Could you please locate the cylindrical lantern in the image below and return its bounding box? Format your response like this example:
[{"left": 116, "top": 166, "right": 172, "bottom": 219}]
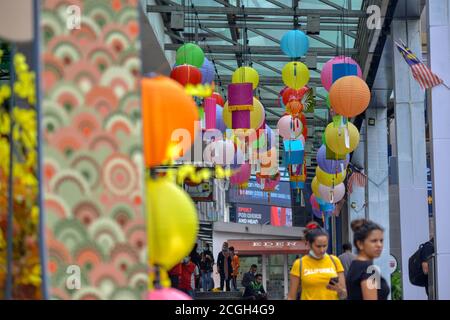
[
  {"left": 325, "top": 122, "right": 360, "bottom": 155},
  {"left": 226, "top": 83, "right": 253, "bottom": 129},
  {"left": 204, "top": 97, "right": 217, "bottom": 130},
  {"left": 176, "top": 43, "right": 205, "bottom": 68},
  {"left": 282, "top": 62, "right": 310, "bottom": 90},
  {"left": 170, "top": 65, "right": 202, "bottom": 87},
  {"left": 317, "top": 144, "right": 349, "bottom": 174},
  {"left": 200, "top": 57, "right": 215, "bottom": 84},
  {"left": 232, "top": 66, "right": 259, "bottom": 90},
  {"left": 329, "top": 76, "right": 371, "bottom": 118},
  {"left": 321, "top": 56, "right": 362, "bottom": 91},
  {"left": 280, "top": 30, "right": 309, "bottom": 58},
  {"left": 223, "top": 96, "right": 265, "bottom": 130}
]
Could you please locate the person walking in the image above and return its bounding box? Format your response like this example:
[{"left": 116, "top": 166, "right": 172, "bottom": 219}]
[
  {"left": 229, "top": 246, "right": 240, "bottom": 291},
  {"left": 217, "top": 242, "right": 232, "bottom": 291},
  {"left": 190, "top": 243, "right": 201, "bottom": 290},
  {"left": 287, "top": 221, "right": 347, "bottom": 300},
  {"left": 242, "top": 264, "right": 257, "bottom": 289},
  {"left": 339, "top": 243, "right": 356, "bottom": 277},
  {"left": 243, "top": 274, "right": 268, "bottom": 300},
  {"left": 346, "top": 219, "right": 390, "bottom": 300}
]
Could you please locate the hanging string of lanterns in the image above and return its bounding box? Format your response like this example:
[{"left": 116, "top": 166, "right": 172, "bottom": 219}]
[{"left": 311, "top": 55, "right": 370, "bottom": 225}]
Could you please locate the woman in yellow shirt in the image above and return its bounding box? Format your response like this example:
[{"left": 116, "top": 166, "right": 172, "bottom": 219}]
[{"left": 287, "top": 222, "right": 347, "bottom": 300}]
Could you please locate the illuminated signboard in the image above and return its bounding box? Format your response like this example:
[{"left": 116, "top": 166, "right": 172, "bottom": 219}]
[{"left": 231, "top": 204, "right": 292, "bottom": 227}]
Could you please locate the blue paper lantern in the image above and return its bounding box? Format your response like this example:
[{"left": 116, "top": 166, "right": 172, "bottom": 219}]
[
  {"left": 200, "top": 57, "right": 215, "bottom": 84},
  {"left": 280, "top": 30, "right": 309, "bottom": 58}
]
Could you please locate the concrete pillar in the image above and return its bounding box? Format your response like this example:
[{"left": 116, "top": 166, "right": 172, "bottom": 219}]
[
  {"left": 392, "top": 19, "right": 430, "bottom": 300},
  {"left": 365, "top": 108, "right": 391, "bottom": 292},
  {"left": 427, "top": 0, "right": 450, "bottom": 300}
]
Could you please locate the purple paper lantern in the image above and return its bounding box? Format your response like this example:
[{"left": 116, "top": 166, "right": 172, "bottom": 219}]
[
  {"left": 200, "top": 58, "right": 215, "bottom": 84},
  {"left": 317, "top": 144, "right": 349, "bottom": 174},
  {"left": 216, "top": 105, "right": 227, "bottom": 133}
]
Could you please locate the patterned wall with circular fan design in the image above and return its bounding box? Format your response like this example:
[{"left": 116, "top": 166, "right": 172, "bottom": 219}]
[{"left": 42, "top": 0, "right": 147, "bottom": 300}]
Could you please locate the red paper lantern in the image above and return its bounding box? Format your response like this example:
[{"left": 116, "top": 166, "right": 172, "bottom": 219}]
[
  {"left": 282, "top": 87, "right": 309, "bottom": 105},
  {"left": 211, "top": 92, "right": 224, "bottom": 107},
  {"left": 170, "top": 64, "right": 202, "bottom": 86}
]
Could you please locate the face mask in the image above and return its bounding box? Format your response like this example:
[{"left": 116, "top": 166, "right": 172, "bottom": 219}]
[{"left": 309, "top": 250, "right": 322, "bottom": 259}]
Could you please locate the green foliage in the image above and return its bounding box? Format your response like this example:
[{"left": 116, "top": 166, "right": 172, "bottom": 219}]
[{"left": 391, "top": 269, "right": 403, "bottom": 300}]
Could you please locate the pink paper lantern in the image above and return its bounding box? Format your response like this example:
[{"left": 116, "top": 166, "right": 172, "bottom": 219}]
[
  {"left": 277, "top": 115, "right": 303, "bottom": 140},
  {"left": 318, "top": 182, "right": 346, "bottom": 204},
  {"left": 321, "top": 56, "right": 362, "bottom": 91},
  {"left": 230, "top": 163, "right": 251, "bottom": 186},
  {"left": 147, "top": 288, "right": 192, "bottom": 300}
]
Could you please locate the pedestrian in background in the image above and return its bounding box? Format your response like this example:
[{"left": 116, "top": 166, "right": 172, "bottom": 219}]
[
  {"left": 242, "top": 264, "right": 257, "bottom": 289},
  {"left": 229, "top": 246, "right": 240, "bottom": 291},
  {"left": 346, "top": 219, "right": 390, "bottom": 300},
  {"left": 217, "top": 242, "right": 232, "bottom": 291},
  {"left": 339, "top": 243, "right": 356, "bottom": 277},
  {"left": 179, "top": 256, "right": 196, "bottom": 298}
]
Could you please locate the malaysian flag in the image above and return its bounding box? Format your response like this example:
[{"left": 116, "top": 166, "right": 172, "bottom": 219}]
[
  {"left": 395, "top": 39, "right": 448, "bottom": 90},
  {"left": 347, "top": 171, "right": 367, "bottom": 194}
]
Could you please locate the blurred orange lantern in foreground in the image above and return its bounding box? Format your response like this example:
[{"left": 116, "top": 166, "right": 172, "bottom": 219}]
[{"left": 141, "top": 76, "right": 199, "bottom": 168}]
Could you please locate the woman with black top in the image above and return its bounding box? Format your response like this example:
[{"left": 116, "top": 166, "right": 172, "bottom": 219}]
[{"left": 346, "top": 219, "right": 390, "bottom": 300}]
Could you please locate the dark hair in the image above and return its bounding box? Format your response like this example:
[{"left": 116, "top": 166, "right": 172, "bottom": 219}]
[
  {"left": 351, "top": 219, "right": 384, "bottom": 250},
  {"left": 251, "top": 264, "right": 257, "bottom": 269},
  {"left": 343, "top": 243, "right": 352, "bottom": 251},
  {"left": 304, "top": 221, "right": 329, "bottom": 245},
  {"left": 229, "top": 246, "right": 235, "bottom": 251},
  {"left": 255, "top": 273, "right": 263, "bottom": 279}
]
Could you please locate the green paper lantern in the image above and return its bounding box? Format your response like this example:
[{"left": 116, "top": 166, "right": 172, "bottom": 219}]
[{"left": 176, "top": 43, "right": 205, "bottom": 68}]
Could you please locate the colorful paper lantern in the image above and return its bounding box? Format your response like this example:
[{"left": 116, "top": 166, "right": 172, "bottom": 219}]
[
  {"left": 325, "top": 122, "right": 360, "bottom": 155},
  {"left": 170, "top": 64, "right": 202, "bottom": 86},
  {"left": 282, "top": 62, "right": 310, "bottom": 90},
  {"left": 215, "top": 104, "right": 227, "bottom": 133},
  {"left": 176, "top": 43, "right": 205, "bottom": 68},
  {"left": 282, "top": 87, "right": 309, "bottom": 105},
  {"left": 280, "top": 30, "right": 309, "bottom": 58},
  {"left": 316, "top": 166, "right": 346, "bottom": 187},
  {"left": 223, "top": 96, "right": 265, "bottom": 130},
  {"left": 148, "top": 288, "right": 192, "bottom": 300},
  {"left": 200, "top": 57, "right": 215, "bottom": 84},
  {"left": 232, "top": 66, "right": 259, "bottom": 90},
  {"left": 317, "top": 144, "right": 349, "bottom": 174},
  {"left": 146, "top": 178, "right": 199, "bottom": 270},
  {"left": 284, "top": 139, "right": 304, "bottom": 165},
  {"left": 318, "top": 182, "right": 346, "bottom": 204},
  {"left": 204, "top": 97, "right": 217, "bottom": 129},
  {"left": 321, "top": 56, "right": 362, "bottom": 91},
  {"left": 230, "top": 163, "right": 251, "bottom": 187},
  {"left": 141, "top": 76, "right": 199, "bottom": 168},
  {"left": 329, "top": 76, "right": 371, "bottom": 118},
  {"left": 212, "top": 92, "right": 224, "bottom": 107},
  {"left": 277, "top": 115, "right": 303, "bottom": 140},
  {"left": 311, "top": 176, "right": 320, "bottom": 197}
]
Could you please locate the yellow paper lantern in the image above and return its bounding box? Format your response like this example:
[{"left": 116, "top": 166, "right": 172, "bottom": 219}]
[
  {"left": 232, "top": 66, "right": 259, "bottom": 90},
  {"left": 325, "top": 122, "right": 360, "bottom": 154},
  {"left": 223, "top": 97, "right": 265, "bottom": 130},
  {"left": 311, "top": 176, "right": 320, "bottom": 197},
  {"left": 316, "top": 166, "right": 346, "bottom": 187},
  {"left": 282, "top": 62, "right": 310, "bottom": 89},
  {"left": 147, "top": 178, "right": 199, "bottom": 270}
]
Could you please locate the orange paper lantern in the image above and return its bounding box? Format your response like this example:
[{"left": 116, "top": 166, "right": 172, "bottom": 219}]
[
  {"left": 141, "top": 76, "right": 199, "bottom": 168},
  {"left": 329, "top": 76, "right": 371, "bottom": 118}
]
